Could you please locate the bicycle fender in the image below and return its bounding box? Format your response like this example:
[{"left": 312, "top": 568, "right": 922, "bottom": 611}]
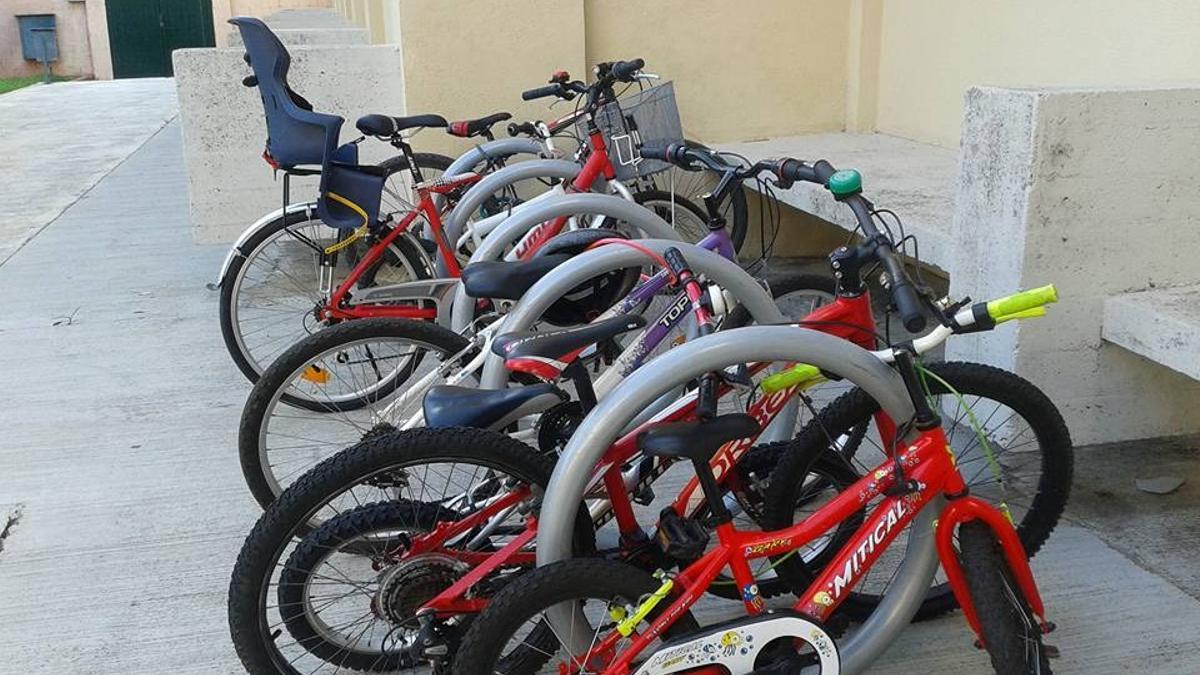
[{"left": 214, "top": 201, "right": 317, "bottom": 288}]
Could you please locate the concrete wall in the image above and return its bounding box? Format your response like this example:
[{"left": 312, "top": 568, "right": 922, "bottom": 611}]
[
  {"left": 582, "top": 0, "right": 850, "bottom": 143},
  {"left": 947, "top": 86, "right": 1200, "bottom": 444},
  {"left": 875, "top": 0, "right": 1200, "bottom": 148},
  {"left": 211, "top": 0, "right": 334, "bottom": 46},
  {"left": 174, "top": 43, "right": 405, "bottom": 243},
  {"left": 1, "top": 0, "right": 96, "bottom": 78}
]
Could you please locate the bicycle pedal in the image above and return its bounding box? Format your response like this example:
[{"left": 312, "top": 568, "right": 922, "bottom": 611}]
[
  {"left": 655, "top": 509, "right": 710, "bottom": 562},
  {"left": 632, "top": 484, "right": 656, "bottom": 506}
]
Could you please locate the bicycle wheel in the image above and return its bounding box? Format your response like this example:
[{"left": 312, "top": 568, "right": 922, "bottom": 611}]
[
  {"left": 219, "top": 152, "right": 451, "bottom": 386},
  {"left": 452, "top": 558, "right": 700, "bottom": 675},
  {"left": 632, "top": 189, "right": 710, "bottom": 246},
  {"left": 764, "top": 360, "right": 1073, "bottom": 621},
  {"left": 958, "top": 520, "right": 1054, "bottom": 674},
  {"left": 645, "top": 139, "right": 749, "bottom": 251},
  {"left": 228, "top": 427, "right": 595, "bottom": 675},
  {"left": 239, "top": 318, "right": 471, "bottom": 510}
]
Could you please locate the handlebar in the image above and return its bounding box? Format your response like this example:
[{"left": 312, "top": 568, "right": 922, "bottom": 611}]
[
  {"left": 646, "top": 142, "right": 928, "bottom": 332},
  {"left": 522, "top": 83, "right": 566, "bottom": 101},
  {"left": 609, "top": 58, "right": 645, "bottom": 81}
]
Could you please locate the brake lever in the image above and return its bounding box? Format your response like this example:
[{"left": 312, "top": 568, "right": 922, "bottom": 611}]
[{"left": 634, "top": 72, "right": 661, "bottom": 80}]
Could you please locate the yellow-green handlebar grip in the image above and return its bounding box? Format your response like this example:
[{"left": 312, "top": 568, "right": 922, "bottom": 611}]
[
  {"left": 761, "top": 363, "right": 823, "bottom": 395},
  {"left": 994, "top": 306, "right": 1047, "bottom": 324},
  {"left": 986, "top": 284, "right": 1057, "bottom": 320}
]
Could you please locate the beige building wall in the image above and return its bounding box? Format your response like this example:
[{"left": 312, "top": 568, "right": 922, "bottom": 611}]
[
  {"left": 212, "top": 0, "right": 334, "bottom": 46},
  {"left": 583, "top": 0, "right": 850, "bottom": 143},
  {"left": 1, "top": 0, "right": 96, "bottom": 78},
  {"left": 875, "top": 0, "right": 1200, "bottom": 148}
]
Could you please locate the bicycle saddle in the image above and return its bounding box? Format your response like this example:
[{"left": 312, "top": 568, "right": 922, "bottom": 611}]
[
  {"left": 492, "top": 314, "right": 647, "bottom": 380},
  {"left": 638, "top": 414, "right": 762, "bottom": 463},
  {"left": 423, "top": 383, "right": 566, "bottom": 430},
  {"left": 460, "top": 254, "right": 572, "bottom": 300},
  {"left": 355, "top": 113, "right": 449, "bottom": 137},
  {"left": 448, "top": 112, "right": 513, "bottom": 138}
]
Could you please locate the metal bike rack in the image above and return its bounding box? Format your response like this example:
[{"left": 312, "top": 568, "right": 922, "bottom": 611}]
[
  {"left": 441, "top": 158, "right": 584, "bottom": 267},
  {"left": 441, "top": 137, "right": 544, "bottom": 181},
  {"left": 448, "top": 193, "right": 684, "bottom": 332},
  {"left": 534, "top": 325, "right": 940, "bottom": 674}
]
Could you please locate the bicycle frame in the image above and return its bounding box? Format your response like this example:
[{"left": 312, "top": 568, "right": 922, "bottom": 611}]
[{"left": 587, "top": 423, "right": 1047, "bottom": 674}]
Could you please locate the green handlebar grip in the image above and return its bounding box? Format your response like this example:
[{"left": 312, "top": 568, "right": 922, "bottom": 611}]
[
  {"left": 761, "top": 363, "right": 823, "bottom": 394},
  {"left": 986, "top": 284, "right": 1058, "bottom": 320},
  {"left": 994, "top": 306, "right": 1047, "bottom": 324}
]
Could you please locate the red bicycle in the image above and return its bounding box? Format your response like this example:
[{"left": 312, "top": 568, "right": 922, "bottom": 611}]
[{"left": 220, "top": 41, "right": 686, "bottom": 400}]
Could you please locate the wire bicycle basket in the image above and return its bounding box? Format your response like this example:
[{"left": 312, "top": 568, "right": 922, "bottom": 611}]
[{"left": 583, "top": 81, "right": 684, "bottom": 182}]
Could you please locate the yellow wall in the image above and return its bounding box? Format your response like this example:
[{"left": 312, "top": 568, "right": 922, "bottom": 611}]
[
  {"left": 391, "top": 0, "right": 587, "bottom": 158},
  {"left": 875, "top": 0, "right": 1200, "bottom": 147},
  {"left": 583, "top": 0, "right": 850, "bottom": 143}
]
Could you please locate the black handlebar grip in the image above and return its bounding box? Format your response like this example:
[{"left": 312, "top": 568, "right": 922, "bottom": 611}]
[
  {"left": 522, "top": 84, "right": 560, "bottom": 101},
  {"left": 639, "top": 144, "right": 670, "bottom": 161},
  {"left": 242, "top": 75, "right": 258, "bottom": 88},
  {"left": 611, "top": 58, "right": 645, "bottom": 81},
  {"left": 662, "top": 247, "right": 689, "bottom": 276},
  {"left": 777, "top": 158, "right": 816, "bottom": 184},
  {"left": 810, "top": 160, "right": 837, "bottom": 185},
  {"left": 892, "top": 280, "right": 927, "bottom": 333}
]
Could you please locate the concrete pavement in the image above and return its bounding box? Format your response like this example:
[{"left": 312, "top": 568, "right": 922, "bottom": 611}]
[
  {"left": 1, "top": 84, "right": 1199, "bottom": 673},
  {"left": 0, "top": 79, "right": 177, "bottom": 264}
]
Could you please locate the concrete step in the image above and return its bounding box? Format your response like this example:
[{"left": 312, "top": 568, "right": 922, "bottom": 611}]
[
  {"left": 716, "top": 133, "right": 957, "bottom": 272},
  {"left": 1103, "top": 283, "right": 1200, "bottom": 380}
]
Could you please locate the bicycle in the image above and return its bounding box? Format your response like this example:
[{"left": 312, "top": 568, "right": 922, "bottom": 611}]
[{"left": 221, "top": 16, "right": 708, "bottom": 387}]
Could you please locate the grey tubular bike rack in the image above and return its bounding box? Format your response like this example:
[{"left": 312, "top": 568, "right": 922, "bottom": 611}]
[
  {"left": 477, "top": 241, "right": 800, "bottom": 445},
  {"left": 442, "top": 158, "right": 584, "bottom": 258},
  {"left": 535, "top": 325, "right": 940, "bottom": 674},
  {"left": 448, "top": 194, "right": 684, "bottom": 332},
  {"left": 437, "top": 137, "right": 544, "bottom": 209}
]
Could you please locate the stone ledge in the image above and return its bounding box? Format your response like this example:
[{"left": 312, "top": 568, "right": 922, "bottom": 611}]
[
  {"left": 716, "top": 133, "right": 957, "bottom": 272},
  {"left": 1103, "top": 284, "right": 1200, "bottom": 381}
]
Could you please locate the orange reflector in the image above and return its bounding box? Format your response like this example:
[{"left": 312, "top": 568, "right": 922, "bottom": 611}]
[{"left": 301, "top": 365, "right": 330, "bottom": 384}]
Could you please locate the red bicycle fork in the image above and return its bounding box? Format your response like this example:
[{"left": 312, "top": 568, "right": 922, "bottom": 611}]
[{"left": 935, "top": 496, "right": 1052, "bottom": 644}]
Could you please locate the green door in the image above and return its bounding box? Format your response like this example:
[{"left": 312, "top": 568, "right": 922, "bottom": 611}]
[{"left": 106, "top": 0, "right": 215, "bottom": 78}]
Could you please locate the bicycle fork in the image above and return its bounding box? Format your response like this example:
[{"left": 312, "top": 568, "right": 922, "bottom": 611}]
[{"left": 934, "top": 496, "right": 1055, "bottom": 645}]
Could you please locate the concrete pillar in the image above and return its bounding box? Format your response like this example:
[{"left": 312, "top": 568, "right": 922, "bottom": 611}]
[{"left": 947, "top": 86, "right": 1200, "bottom": 444}]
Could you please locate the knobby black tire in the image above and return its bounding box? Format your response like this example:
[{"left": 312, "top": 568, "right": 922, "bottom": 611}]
[
  {"left": 958, "top": 520, "right": 1054, "bottom": 674},
  {"left": 764, "top": 361, "right": 1072, "bottom": 622},
  {"left": 228, "top": 427, "right": 595, "bottom": 675},
  {"left": 277, "top": 499, "right": 454, "bottom": 671},
  {"left": 219, "top": 152, "right": 452, "bottom": 390},
  {"left": 453, "top": 559, "right": 701, "bottom": 675},
  {"left": 239, "top": 318, "right": 471, "bottom": 510}
]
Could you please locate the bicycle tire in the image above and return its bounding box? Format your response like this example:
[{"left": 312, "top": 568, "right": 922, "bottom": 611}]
[
  {"left": 764, "top": 361, "right": 1072, "bottom": 621},
  {"left": 219, "top": 152, "right": 452, "bottom": 388},
  {"left": 228, "top": 427, "right": 595, "bottom": 675},
  {"left": 453, "top": 558, "right": 700, "bottom": 675},
  {"left": 239, "top": 318, "right": 470, "bottom": 510},
  {"left": 958, "top": 520, "right": 1054, "bottom": 674}
]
